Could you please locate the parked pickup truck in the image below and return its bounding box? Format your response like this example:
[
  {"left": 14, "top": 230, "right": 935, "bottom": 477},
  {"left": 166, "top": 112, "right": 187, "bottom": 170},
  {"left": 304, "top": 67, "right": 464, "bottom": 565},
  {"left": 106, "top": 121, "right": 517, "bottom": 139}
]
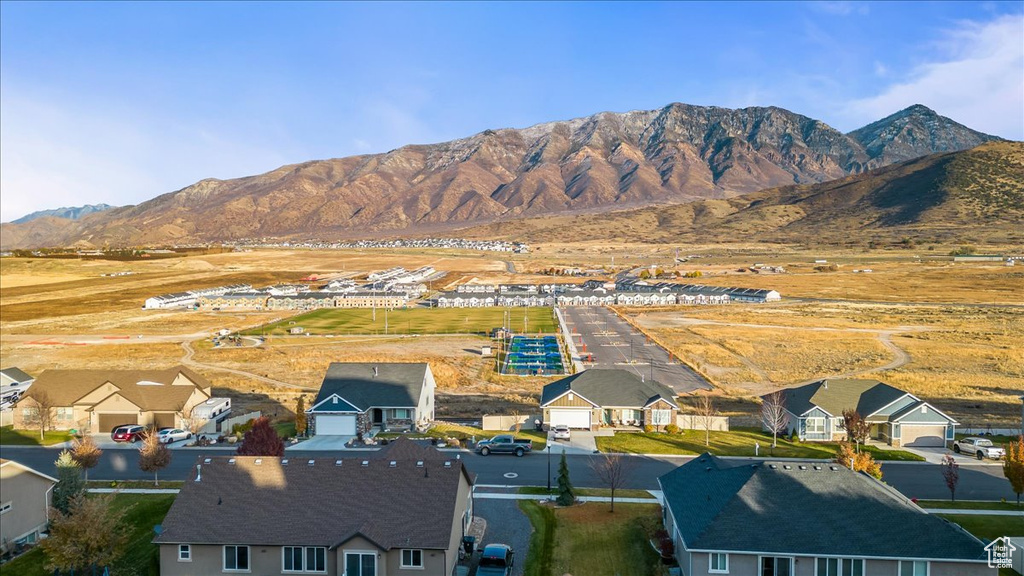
[{"left": 475, "top": 435, "right": 533, "bottom": 457}]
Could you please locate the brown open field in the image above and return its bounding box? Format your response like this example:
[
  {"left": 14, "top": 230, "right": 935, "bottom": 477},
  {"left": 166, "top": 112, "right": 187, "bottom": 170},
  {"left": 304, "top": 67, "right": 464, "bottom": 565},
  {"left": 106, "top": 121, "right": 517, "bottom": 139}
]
[{"left": 627, "top": 302, "right": 1024, "bottom": 426}]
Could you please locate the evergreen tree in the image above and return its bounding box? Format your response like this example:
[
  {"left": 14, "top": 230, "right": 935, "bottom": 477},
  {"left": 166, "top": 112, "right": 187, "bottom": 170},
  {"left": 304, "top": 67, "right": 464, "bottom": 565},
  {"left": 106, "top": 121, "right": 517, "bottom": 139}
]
[
  {"left": 556, "top": 451, "right": 575, "bottom": 506},
  {"left": 53, "top": 450, "right": 86, "bottom": 514},
  {"left": 295, "top": 396, "right": 307, "bottom": 438}
]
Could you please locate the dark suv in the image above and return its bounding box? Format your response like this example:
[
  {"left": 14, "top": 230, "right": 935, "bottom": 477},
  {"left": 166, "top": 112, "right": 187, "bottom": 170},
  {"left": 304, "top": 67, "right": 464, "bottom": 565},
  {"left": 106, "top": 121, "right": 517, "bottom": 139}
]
[
  {"left": 476, "top": 544, "right": 514, "bottom": 576},
  {"left": 111, "top": 425, "right": 147, "bottom": 443}
]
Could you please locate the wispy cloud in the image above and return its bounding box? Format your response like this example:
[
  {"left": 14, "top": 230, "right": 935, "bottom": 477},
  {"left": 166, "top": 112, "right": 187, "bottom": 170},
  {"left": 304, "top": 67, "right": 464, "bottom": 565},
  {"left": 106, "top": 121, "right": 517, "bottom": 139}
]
[
  {"left": 845, "top": 14, "right": 1024, "bottom": 139},
  {"left": 808, "top": 1, "right": 870, "bottom": 17}
]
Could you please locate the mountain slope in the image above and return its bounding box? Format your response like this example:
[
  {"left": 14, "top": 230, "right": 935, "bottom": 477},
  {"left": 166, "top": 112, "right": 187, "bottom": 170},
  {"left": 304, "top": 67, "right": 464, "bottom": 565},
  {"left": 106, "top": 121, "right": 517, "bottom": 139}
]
[
  {"left": 461, "top": 141, "right": 1024, "bottom": 244},
  {"left": 11, "top": 203, "right": 115, "bottom": 224},
  {"left": 0, "top": 103, "right": 1002, "bottom": 248}
]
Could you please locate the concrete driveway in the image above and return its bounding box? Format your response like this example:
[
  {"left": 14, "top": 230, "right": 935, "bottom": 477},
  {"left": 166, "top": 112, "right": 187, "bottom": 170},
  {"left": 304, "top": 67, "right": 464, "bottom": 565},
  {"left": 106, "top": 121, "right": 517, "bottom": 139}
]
[
  {"left": 901, "top": 445, "right": 1002, "bottom": 466},
  {"left": 287, "top": 435, "right": 356, "bottom": 451},
  {"left": 545, "top": 430, "right": 598, "bottom": 455}
]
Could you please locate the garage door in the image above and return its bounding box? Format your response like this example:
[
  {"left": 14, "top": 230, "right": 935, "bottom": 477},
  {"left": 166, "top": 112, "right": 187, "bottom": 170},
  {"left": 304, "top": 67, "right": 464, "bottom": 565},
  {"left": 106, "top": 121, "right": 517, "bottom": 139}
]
[
  {"left": 549, "top": 409, "right": 591, "bottom": 429},
  {"left": 903, "top": 425, "right": 946, "bottom": 447},
  {"left": 316, "top": 414, "right": 357, "bottom": 436},
  {"left": 154, "top": 413, "right": 176, "bottom": 429},
  {"left": 99, "top": 413, "right": 137, "bottom": 433}
]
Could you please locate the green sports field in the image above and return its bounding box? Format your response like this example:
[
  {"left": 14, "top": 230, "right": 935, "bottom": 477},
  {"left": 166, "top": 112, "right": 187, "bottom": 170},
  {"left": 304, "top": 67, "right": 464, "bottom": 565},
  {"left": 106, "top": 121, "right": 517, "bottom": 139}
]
[{"left": 250, "top": 306, "right": 559, "bottom": 336}]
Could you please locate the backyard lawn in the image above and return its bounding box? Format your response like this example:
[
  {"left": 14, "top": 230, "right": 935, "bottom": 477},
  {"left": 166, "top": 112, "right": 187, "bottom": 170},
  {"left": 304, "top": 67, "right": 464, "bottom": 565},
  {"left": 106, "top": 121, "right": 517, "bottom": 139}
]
[
  {"left": 917, "top": 500, "right": 1023, "bottom": 511},
  {"left": 249, "top": 306, "right": 558, "bottom": 336},
  {"left": 595, "top": 428, "right": 923, "bottom": 460},
  {"left": 0, "top": 425, "right": 73, "bottom": 446},
  {"left": 936, "top": 514, "right": 1024, "bottom": 541},
  {"left": 519, "top": 501, "right": 665, "bottom": 576},
  {"left": 1, "top": 493, "right": 175, "bottom": 576}
]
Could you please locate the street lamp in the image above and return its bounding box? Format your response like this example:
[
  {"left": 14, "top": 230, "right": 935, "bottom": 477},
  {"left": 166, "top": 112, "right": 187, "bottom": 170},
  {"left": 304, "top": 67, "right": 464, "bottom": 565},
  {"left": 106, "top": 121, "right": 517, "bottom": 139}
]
[{"left": 546, "top": 443, "right": 552, "bottom": 492}]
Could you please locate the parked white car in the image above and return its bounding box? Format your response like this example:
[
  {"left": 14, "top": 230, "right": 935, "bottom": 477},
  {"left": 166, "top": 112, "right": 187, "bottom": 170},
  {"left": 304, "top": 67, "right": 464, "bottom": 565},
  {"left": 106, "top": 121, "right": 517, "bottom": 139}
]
[
  {"left": 551, "top": 425, "right": 571, "bottom": 441},
  {"left": 157, "top": 428, "right": 192, "bottom": 444},
  {"left": 953, "top": 437, "right": 1005, "bottom": 460}
]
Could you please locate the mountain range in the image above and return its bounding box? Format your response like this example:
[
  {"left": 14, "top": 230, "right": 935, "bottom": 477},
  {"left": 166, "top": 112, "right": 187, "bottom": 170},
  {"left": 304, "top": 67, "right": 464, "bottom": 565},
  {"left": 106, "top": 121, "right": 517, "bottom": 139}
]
[
  {"left": 0, "top": 103, "right": 1005, "bottom": 248},
  {"left": 11, "top": 204, "right": 115, "bottom": 224}
]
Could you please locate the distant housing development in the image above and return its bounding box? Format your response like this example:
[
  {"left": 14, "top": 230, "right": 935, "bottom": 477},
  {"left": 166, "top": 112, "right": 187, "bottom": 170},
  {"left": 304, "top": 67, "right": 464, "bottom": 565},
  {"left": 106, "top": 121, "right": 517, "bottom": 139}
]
[{"left": 435, "top": 280, "right": 778, "bottom": 307}]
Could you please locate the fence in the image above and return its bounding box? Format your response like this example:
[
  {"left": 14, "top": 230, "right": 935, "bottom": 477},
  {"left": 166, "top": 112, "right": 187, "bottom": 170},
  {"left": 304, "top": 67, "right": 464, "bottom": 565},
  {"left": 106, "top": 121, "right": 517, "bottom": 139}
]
[
  {"left": 218, "top": 411, "right": 261, "bottom": 433},
  {"left": 482, "top": 414, "right": 540, "bottom": 431},
  {"left": 676, "top": 414, "right": 730, "bottom": 432},
  {"left": 0, "top": 410, "right": 12, "bottom": 427}
]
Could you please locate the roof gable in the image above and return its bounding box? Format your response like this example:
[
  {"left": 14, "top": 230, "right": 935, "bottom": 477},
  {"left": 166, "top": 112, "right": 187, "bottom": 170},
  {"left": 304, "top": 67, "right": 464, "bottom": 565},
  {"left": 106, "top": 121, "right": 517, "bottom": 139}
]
[
  {"left": 313, "top": 363, "right": 429, "bottom": 411},
  {"left": 776, "top": 379, "right": 908, "bottom": 418},
  {"left": 541, "top": 369, "right": 678, "bottom": 408},
  {"left": 309, "top": 394, "right": 361, "bottom": 413},
  {"left": 0, "top": 458, "right": 59, "bottom": 483}
]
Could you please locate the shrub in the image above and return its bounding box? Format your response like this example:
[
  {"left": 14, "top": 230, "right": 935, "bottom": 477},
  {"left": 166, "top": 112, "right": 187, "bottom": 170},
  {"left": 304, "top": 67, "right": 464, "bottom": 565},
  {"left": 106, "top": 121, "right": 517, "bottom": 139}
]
[
  {"left": 643, "top": 425, "right": 655, "bottom": 434},
  {"left": 231, "top": 419, "right": 256, "bottom": 436},
  {"left": 448, "top": 438, "right": 461, "bottom": 448},
  {"left": 665, "top": 424, "right": 680, "bottom": 435},
  {"left": 789, "top": 430, "right": 799, "bottom": 443}
]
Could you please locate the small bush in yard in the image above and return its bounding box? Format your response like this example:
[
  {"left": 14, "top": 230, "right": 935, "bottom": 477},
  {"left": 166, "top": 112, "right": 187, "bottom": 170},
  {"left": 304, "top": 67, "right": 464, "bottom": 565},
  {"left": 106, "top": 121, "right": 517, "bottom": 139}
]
[
  {"left": 448, "top": 438, "right": 461, "bottom": 448},
  {"left": 643, "top": 424, "right": 654, "bottom": 434},
  {"left": 665, "top": 424, "right": 680, "bottom": 434}
]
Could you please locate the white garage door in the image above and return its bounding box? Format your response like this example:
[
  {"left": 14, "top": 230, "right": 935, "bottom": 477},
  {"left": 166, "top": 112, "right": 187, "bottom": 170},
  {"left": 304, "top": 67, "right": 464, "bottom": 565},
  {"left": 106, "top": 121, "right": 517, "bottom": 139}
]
[
  {"left": 316, "top": 414, "right": 356, "bottom": 436},
  {"left": 903, "top": 425, "right": 946, "bottom": 447},
  {"left": 549, "top": 409, "right": 591, "bottom": 429}
]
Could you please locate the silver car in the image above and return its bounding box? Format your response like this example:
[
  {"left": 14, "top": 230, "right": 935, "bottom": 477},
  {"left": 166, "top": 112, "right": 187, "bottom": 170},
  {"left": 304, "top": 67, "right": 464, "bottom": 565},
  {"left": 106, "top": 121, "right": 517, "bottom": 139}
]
[
  {"left": 157, "top": 428, "right": 192, "bottom": 444},
  {"left": 552, "top": 425, "right": 571, "bottom": 441},
  {"left": 953, "top": 437, "right": 1005, "bottom": 460}
]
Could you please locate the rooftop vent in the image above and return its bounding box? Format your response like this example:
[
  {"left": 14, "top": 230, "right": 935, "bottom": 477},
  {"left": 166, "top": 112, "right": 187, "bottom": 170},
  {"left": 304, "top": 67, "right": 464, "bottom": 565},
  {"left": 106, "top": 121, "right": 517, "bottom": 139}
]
[
  {"left": 204, "top": 458, "right": 212, "bottom": 464},
  {"left": 254, "top": 459, "right": 262, "bottom": 466},
  {"left": 798, "top": 465, "right": 807, "bottom": 470},
  {"left": 416, "top": 461, "right": 424, "bottom": 467},
  {"left": 136, "top": 380, "right": 164, "bottom": 386},
  {"left": 373, "top": 366, "right": 378, "bottom": 378},
  {"left": 783, "top": 465, "right": 792, "bottom": 470},
  {"left": 361, "top": 460, "right": 369, "bottom": 467},
  {"left": 813, "top": 465, "right": 822, "bottom": 470},
  {"left": 444, "top": 461, "right": 452, "bottom": 468},
  {"left": 282, "top": 459, "right": 289, "bottom": 466},
  {"left": 335, "top": 460, "right": 343, "bottom": 466},
  {"left": 195, "top": 464, "right": 202, "bottom": 482},
  {"left": 830, "top": 466, "right": 839, "bottom": 471},
  {"left": 307, "top": 460, "right": 315, "bottom": 466},
  {"left": 228, "top": 458, "right": 236, "bottom": 465},
  {"left": 769, "top": 464, "right": 777, "bottom": 469},
  {"left": 389, "top": 461, "right": 397, "bottom": 468}
]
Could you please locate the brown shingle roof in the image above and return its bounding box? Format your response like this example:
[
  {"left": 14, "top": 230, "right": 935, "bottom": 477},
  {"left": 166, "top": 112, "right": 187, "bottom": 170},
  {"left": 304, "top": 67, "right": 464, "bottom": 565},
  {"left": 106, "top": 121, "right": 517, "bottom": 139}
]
[
  {"left": 20, "top": 366, "right": 210, "bottom": 410},
  {"left": 154, "top": 444, "right": 472, "bottom": 549}
]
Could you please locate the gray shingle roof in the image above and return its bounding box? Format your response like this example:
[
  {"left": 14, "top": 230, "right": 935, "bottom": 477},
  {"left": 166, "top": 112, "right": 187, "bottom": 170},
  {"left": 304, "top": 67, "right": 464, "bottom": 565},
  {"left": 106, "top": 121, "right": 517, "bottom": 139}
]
[
  {"left": 0, "top": 367, "right": 33, "bottom": 383},
  {"left": 154, "top": 440, "right": 470, "bottom": 549},
  {"left": 659, "top": 454, "right": 988, "bottom": 562},
  {"left": 775, "top": 379, "right": 907, "bottom": 417},
  {"left": 312, "top": 363, "right": 428, "bottom": 411},
  {"left": 540, "top": 369, "right": 677, "bottom": 408}
]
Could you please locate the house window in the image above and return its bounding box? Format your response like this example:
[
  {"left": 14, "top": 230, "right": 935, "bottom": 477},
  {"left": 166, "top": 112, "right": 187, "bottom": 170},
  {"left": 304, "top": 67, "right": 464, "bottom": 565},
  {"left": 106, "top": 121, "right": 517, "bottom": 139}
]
[
  {"left": 345, "top": 552, "right": 376, "bottom": 576},
  {"left": 401, "top": 549, "right": 424, "bottom": 568},
  {"left": 816, "top": 558, "right": 863, "bottom": 576},
  {"left": 393, "top": 409, "right": 410, "bottom": 419},
  {"left": 761, "top": 556, "right": 793, "bottom": 576},
  {"left": 0, "top": 501, "right": 11, "bottom": 515},
  {"left": 709, "top": 552, "right": 729, "bottom": 573},
  {"left": 283, "top": 546, "right": 326, "bottom": 573},
  {"left": 223, "top": 545, "right": 250, "bottom": 572},
  {"left": 805, "top": 418, "right": 825, "bottom": 434},
  {"left": 178, "top": 545, "right": 191, "bottom": 562},
  {"left": 651, "top": 409, "right": 672, "bottom": 426},
  {"left": 899, "top": 561, "right": 928, "bottom": 576},
  {"left": 21, "top": 407, "right": 38, "bottom": 419},
  {"left": 56, "top": 407, "right": 74, "bottom": 421}
]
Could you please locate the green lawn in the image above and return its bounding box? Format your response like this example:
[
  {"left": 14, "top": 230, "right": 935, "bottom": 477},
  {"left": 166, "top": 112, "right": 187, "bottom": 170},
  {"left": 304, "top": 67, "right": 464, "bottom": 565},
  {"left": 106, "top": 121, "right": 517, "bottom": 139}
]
[
  {"left": 519, "top": 501, "right": 665, "bottom": 576},
  {"left": 248, "top": 306, "right": 559, "bottom": 336},
  {"left": 273, "top": 419, "right": 297, "bottom": 439},
  {"left": 0, "top": 425, "right": 73, "bottom": 446},
  {"left": 519, "top": 486, "right": 656, "bottom": 499},
  {"left": 595, "top": 428, "right": 923, "bottom": 460},
  {"left": 917, "top": 500, "right": 1024, "bottom": 511},
  {"left": 1, "top": 493, "right": 175, "bottom": 576},
  {"left": 936, "top": 514, "right": 1024, "bottom": 541},
  {"left": 376, "top": 422, "right": 548, "bottom": 451},
  {"left": 956, "top": 433, "right": 1020, "bottom": 445}
]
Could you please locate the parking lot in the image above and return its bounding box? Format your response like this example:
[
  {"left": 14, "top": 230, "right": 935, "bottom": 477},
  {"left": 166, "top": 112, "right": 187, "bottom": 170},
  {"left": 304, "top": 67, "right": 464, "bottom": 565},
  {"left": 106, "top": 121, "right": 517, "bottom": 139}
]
[{"left": 561, "top": 306, "right": 710, "bottom": 394}]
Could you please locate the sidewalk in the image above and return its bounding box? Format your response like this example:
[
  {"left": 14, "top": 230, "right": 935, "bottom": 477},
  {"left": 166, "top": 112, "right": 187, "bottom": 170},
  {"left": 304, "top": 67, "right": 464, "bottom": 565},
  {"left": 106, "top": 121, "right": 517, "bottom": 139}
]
[{"left": 922, "top": 508, "right": 1024, "bottom": 516}]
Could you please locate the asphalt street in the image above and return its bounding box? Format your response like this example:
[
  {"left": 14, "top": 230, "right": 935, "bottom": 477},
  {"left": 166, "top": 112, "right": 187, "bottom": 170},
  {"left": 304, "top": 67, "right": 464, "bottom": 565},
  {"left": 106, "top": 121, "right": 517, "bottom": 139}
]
[
  {"left": 1, "top": 445, "right": 1015, "bottom": 501},
  {"left": 561, "top": 306, "right": 710, "bottom": 394}
]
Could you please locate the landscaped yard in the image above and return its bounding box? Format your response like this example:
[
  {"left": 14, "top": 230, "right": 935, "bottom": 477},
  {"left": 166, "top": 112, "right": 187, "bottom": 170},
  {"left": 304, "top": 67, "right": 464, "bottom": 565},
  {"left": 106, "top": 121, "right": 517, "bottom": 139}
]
[
  {"left": 248, "top": 306, "right": 559, "bottom": 336},
  {"left": 595, "top": 428, "right": 923, "bottom": 460},
  {"left": 0, "top": 425, "right": 73, "bottom": 446},
  {"left": 935, "top": 514, "right": 1024, "bottom": 541},
  {"left": 519, "top": 486, "right": 656, "bottom": 499},
  {"left": 1, "top": 493, "right": 175, "bottom": 576},
  {"left": 519, "top": 501, "right": 666, "bottom": 576},
  {"left": 917, "top": 500, "right": 1023, "bottom": 511}
]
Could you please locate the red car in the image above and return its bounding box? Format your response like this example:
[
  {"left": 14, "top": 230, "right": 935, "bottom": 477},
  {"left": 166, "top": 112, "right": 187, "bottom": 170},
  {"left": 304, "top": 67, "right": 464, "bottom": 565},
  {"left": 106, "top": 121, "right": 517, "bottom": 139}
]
[{"left": 111, "top": 424, "right": 148, "bottom": 443}]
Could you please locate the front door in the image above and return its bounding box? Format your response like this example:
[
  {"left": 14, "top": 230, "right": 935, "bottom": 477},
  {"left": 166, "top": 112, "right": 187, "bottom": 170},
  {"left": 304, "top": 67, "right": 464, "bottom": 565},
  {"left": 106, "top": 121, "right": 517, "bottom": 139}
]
[
  {"left": 372, "top": 408, "right": 383, "bottom": 426},
  {"left": 345, "top": 552, "right": 376, "bottom": 576}
]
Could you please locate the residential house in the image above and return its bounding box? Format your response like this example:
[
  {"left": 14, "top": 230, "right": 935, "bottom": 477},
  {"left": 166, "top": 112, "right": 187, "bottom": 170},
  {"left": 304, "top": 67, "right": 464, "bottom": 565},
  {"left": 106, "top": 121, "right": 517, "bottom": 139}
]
[
  {"left": 556, "top": 288, "right": 617, "bottom": 307},
  {"left": 266, "top": 293, "right": 337, "bottom": 310},
  {"left": 659, "top": 453, "right": 995, "bottom": 576},
  {"left": 0, "top": 459, "right": 57, "bottom": 554},
  {"left": 335, "top": 292, "right": 408, "bottom": 309},
  {"left": 155, "top": 439, "right": 474, "bottom": 576},
  {"left": 12, "top": 366, "right": 216, "bottom": 434},
  {"left": 540, "top": 369, "right": 678, "bottom": 430},
  {"left": 766, "top": 379, "right": 958, "bottom": 447},
  {"left": 308, "top": 363, "right": 435, "bottom": 436},
  {"left": 436, "top": 292, "right": 496, "bottom": 308}
]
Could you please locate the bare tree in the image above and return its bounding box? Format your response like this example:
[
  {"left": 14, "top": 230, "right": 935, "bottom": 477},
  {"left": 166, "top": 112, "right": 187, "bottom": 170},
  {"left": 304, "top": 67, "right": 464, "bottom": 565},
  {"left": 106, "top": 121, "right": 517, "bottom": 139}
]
[
  {"left": 179, "top": 402, "right": 209, "bottom": 439},
  {"left": 693, "top": 392, "right": 718, "bottom": 447},
  {"left": 941, "top": 454, "right": 959, "bottom": 502},
  {"left": 589, "top": 453, "right": 632, "bottom": 512},
  {"left": 511, "top": 410, "right": 523, "bottom": 435},
  {"left": 23, "top": 390, "right": 57, "bottom": 441},
  {"left": 138, "top": 430, "right": 172, "bottom": 486},
  {"left": 70, "top": 434, "right": 103, "bottom": 481},
  {"left": 842, "top": 409, "right": 871, "bottom": 453},
  {"left": 41, "top": 493, "right": 131, "bottom": 573},
  {"left": 760, "top": 391, "right": 789, "bottom": 448}
]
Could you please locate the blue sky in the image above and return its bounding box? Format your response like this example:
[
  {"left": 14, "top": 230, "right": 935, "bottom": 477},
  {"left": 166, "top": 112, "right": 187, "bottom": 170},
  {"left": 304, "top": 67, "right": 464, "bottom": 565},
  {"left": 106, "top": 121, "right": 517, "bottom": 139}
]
[{"left": 2, "top": 1, "right": 1022, "bottom": 221}]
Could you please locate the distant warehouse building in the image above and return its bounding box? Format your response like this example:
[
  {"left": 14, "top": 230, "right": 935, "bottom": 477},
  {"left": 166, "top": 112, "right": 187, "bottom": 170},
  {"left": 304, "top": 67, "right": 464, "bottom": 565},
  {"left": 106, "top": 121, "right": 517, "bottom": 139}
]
[{"left": 199, "top": 292, "right": 269, "bottom": 309}]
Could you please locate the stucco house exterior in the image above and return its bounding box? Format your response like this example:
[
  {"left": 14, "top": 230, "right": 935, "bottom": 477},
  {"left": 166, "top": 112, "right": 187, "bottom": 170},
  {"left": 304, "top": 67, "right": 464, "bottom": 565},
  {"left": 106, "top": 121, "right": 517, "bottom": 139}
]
[
  {"left": 0, "top": 458, "right": 57, "bottom": 554},
  {"left": 540, "top": 369, "right": 678, "bottom": 431},
  {"left": 659, "top": 454, "right": 995, "bottom": 576},
  {"left": 154, "top": 439, "right": 474, "bottom": 576},
  {"left": 12, "top": 366, "right": 215, "bottom": 434},
  {"left": 766, "top": 379, "right": 958, "bottom": 447},
  {"left": 307, "top": 363, "right": 435, "bottom": 437}
]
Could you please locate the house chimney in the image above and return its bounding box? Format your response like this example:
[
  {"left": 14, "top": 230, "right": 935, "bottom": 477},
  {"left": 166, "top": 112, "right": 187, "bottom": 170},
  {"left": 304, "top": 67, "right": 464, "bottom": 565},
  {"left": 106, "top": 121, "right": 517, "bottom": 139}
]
[
  {"left": 195, "top": 465, "right": 201, "bottom": 482},
  {"left": 823, "top": 380, "right": 828, "bottom": 389}
]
